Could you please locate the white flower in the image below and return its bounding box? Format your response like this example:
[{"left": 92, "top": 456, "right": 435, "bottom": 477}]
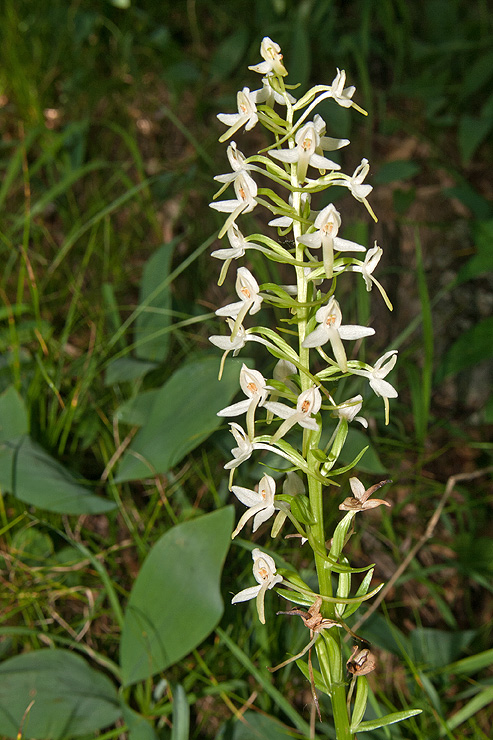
[
  {"left": 268, "top": 192, "right": 312, "bottom": 230},
  {"left": 217, "top": 87, "right": 259, "bottom": 142},
  {"left": 265, "top": 386, "right": 322, "bottom": 442},
  {"left": 332, "top": 158, "right": 375, "bottom": 218},
  {"left": 224, "top": 423, "right": 257, "bottom": 470},
  {"left": 297, "top": 203, "right": 366, "bottom": 278},
  {"left": 333, "top": 394, "right": 368, "bottom": 428},
  {"left": 213, "top": 142, "right": 254, "bottom": 186},
  {"left": 217, "top": 364, "right": 271, "bottom": 439},
  {"left": 215, "top": 267, "right": 263, "bottom": 332},
  {"left": 273, "top": 359, "right": 298, "bottom": 393},
  {"left": 248, "top": 37, "right": 288, "bottom": 77},
  {"left": 210, "top": 319, "right": 271, "bottom": 379},
  {"left": 252, "top": 77, "right": 295, "bottom": 107},
  {"left": 327, "top": 68, "right": 366, "bottom": 114},
  {"left": 350, "top": 350, "right": 398, "bottom": 424},
  {"left": 209, "top": 172, "right": 257, "bottom": 238},
  {"left": 231, "top": 548, "right": 283, "bottom": 624},
  {"left": 211, "top": 223, "right": 262, "bottom": 262},
  {"left": 231, "top": 474, "right": 277, "bottom": 538},
  {"left": 350, "top": 243, "right": 393, "bottom": 310},
  {"left": 302, "top": 297, "right": 375, "bottom": 371},
  {"left": 270, "top": 115, "right": 343, "bottom": 183}
]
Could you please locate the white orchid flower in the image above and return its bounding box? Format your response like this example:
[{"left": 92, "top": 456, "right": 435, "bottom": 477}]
[
  {"left": 248, "top": 37, "right": 288, "bottom": 77},
  {"left": 213, "top": 142, "right": 255, "bottom": 187},
  {"left": 327, "top": 68, "right": 367, "bottom": 115},
  {"left": 210, "top": 319, "right": 272, "bottom": 380},
  {"left": 270, "top": 115, "right": 343, "bottom": 183},
  {"left": 302, "top": 297, "right": 375, "bottom": 371},
  {"left": 333, "top": 394, "right": 368, "bottom": 428},
  {"left": 350, "top": 243, "right": 393, "bottom": 310},
  {"left": 209, "top": 172, "right": 257, "bottom": 238},
  {"left": 217, "top": 87, "right": 259, "bottom": 142},
  {"left": 231, "top": 548, "right": 283, "bottom": 624},
  {"left": 265, "top": 386, "right": 322, "bottom": 442},
  {"left": 215, "top": 267, "right": 263, "bottom": 337},
  {"left": 252, "top": 77, "right": 295, "bottom": 107},
  {"left": 350, "top": 350, "right": 398, "bottom": 424},
  {"left": 268, "top": 192, "right": 312, "bottom": 230},
  {"left": 332, "top": 158, "right": 376, "bottom": 219},
  {"left": 297, "top": 203, "right": 366, "bottom": 278},
  {"left": 217, "top": 364, "right": 271, "bottom": 439},
  {"left": 231, "top": 474, "right": 278, "bottom": 538},
  {"left": 211, "top": 223, "right": 265, "bottom": 286}
]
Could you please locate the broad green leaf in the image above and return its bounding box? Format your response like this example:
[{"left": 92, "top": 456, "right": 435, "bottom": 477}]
[
  {"left": 210, "top": 29, "right": 249, "bottom": 82},
  {"left": 120, "top": 507, "right": 233, "bottom": 685},
  {"left": 115, "top": 389, "right": 161, "bottom": 427},
  {"left": 458, "top": 114, "right": 492, "bottom": 163},
  {"left": 435, "top": 317, "right": 493, "bottom": 382},
  {"left": 0, "top": 649, "right": 121, "bottom": 739},
  {"left": 135, "top": 239, "right": 178, "bottom": 363},
  {"left": 0, "top": 386, "right": 29, "bottom": 439},
  {"left": 443, "top": 184, "right": 493, "bottom": 220},
  {"left": 0, "top": 435, "right": 115, "bottom": 514},
  {"left": 339, "top": 428, "right": 387, "bottom": 474},
  {"left": 456, "top": 219, "right": 493, "bottom": 284},
  {"left": 411, "top": 628, "right": 475, "bottom": 669},
  {"left": 354, "top": 709, "right": 422, "bottom": 732},
  {"left": 216, "top": 710, "right": 300, "bottom": 740},
  {"left": 105, "top": 357, "right": 158, "bottom": 386},
  {"left": 374, "top": 160, "right": 421, "bottom": 184},
  {"left": 120, "top": 702, "right": 158, "bottom": 740},
  {"left": 115, "top": 356, "right": 247, "bottom": 482}
]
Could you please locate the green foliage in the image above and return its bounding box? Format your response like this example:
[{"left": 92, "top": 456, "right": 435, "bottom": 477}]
[
  {"left": 0, "top": 650, "right": 121, "bottom": 739},
  {"left": 120, "top": 508, "right": 233, "bottom": 685},
  {"left": 115, "top": 357, "right": 246, "bottom": 482},
  {"left": 0, "top": 0, "right": 491, "bottom": 737}
]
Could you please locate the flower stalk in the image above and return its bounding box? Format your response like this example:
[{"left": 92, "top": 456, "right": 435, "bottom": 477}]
[{"left": 209, "top": 36, "right": 419, "bottom": 739}]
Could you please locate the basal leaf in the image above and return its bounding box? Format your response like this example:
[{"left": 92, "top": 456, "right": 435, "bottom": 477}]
[
  {"left": 0, "top": 386, "right": 29, "bottom": 440},
  {"left": 0, "top": 435, "right": 115, "bottom": 514},
  {"left": 115, "top": 356, "right": 247, "bottom": 482},
  {"left": 135, "top": 239, "right": 178, "bottom": 363},
  {"left": 120, "top": 507, "right": 234, "bottom": 685},
  {"left": 0, "top": 649, "right": 121, "bottom": 739}
]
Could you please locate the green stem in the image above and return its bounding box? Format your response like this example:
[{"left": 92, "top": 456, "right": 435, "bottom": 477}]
[{"left": 283, "top": 88, "right": 352, "bottom": 740}]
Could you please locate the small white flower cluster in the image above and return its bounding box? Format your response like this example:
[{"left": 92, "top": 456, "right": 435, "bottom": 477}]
[{"left": 209, "top": 38, "right": 397, "bottom": 623}]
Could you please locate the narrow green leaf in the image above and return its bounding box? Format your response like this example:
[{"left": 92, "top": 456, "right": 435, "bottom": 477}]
[
  {"left": 0, "top": 649, "right": 121, "bottom": 739},
  {"left": 171, "top": 684, "right": 190, "bottom": 740},
  {"left": 351, "top": 676, "right": 369, "bottom": 730},
  {"left": 120, "top": 508, "right": 233, "bottom": 685},
  {"left": 439, "top": 685, "right": 493, "bottom": 735},
  {"left": 355, "top": 708, "right": 422, "bottom": 732}
]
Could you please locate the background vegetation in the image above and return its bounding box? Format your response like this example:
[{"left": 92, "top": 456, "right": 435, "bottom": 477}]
[{"left": 0, "top": 0, "right": 491, "bottom": 738}]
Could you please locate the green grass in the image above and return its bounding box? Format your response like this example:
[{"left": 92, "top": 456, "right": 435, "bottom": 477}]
[{"left": 0, "top": 1, "right": 492, "bottom": 738}]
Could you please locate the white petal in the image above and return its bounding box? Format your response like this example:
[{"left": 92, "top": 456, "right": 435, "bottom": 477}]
[
  {"left": 217, "top": 399, "right": 251, "bottom": 417},
  {"left": 338, "top": 325, "right": 375, "bottom": 340},
  {"left": 231, "top": 585, "right": 261, "bottom": 604},
  {"left": 370, "top": 377, "right": 398, "bottom": 399}
]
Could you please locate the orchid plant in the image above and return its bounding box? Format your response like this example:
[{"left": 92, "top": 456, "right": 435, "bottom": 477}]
[{"left": 209, "top": 37, "right": 420, "bottom": 738}]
